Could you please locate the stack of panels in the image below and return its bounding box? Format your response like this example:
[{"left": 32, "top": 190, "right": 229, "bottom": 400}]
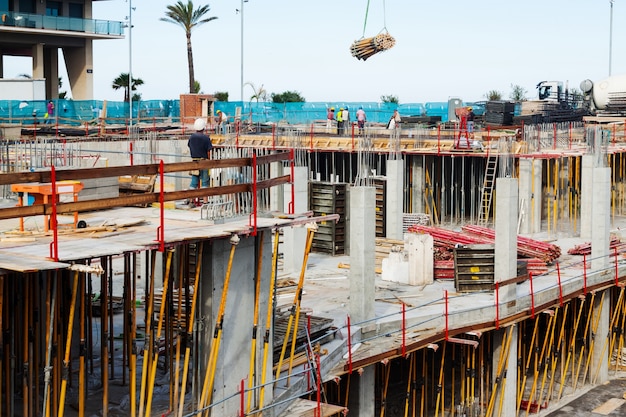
[
  {"left": 308, "top": 181, "right": 346, "bottom": 255},
  {"left": 484, "top": 100, "right": 515, "bottom": 126}
]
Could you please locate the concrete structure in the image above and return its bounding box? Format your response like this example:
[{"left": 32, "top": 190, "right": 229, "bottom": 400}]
[
  {"left": 0, "top": 0, "right": 123, "bottom": 99},
  {"left": 1, "top": 121, "right": 626, "bottom": 417}
]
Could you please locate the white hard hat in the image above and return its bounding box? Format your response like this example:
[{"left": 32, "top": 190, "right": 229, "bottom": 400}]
[{"left": 194, "top": 118, "right": 206, "bottom": 131}]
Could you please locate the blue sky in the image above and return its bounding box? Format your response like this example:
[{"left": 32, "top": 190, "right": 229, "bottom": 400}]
[{"left": 4, "top": 1, "right": 625, "bottom": 103}]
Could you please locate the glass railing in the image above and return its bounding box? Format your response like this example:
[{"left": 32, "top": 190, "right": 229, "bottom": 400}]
[{"left": 0, "top": 10, "right": 123, "bottom": 36}]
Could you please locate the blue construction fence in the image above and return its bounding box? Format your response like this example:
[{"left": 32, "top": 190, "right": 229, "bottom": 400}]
[{"left": 0, "top": 99, "right": 486, "bottom": 126}]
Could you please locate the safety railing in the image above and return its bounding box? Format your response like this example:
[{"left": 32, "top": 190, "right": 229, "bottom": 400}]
[{"left": 0, "top": 10, "right": 123, "bottom": 35}]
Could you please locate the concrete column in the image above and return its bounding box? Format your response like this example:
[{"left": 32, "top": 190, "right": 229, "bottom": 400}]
[
  {"left": 406, "top": 233, "right": 433, "bottom": 286},
  {"left": 495, "top": 177, "right": 518, "bottom": 306},
  {"left": 492, "top": 325, "right": 518, "bottom": 417},
  {"left": 591, "top": 167, "right": 611, "bottom": 272},
  {"left": 44, "top": 47, "right": 59, "bottom": 100},
  {"left": 592, "top": 290, "right": 610, "bottom": 384},
  {"left": 386, "top": 159, "right": 404, "bottom": 239},
  {"left": 348, "top": 186, "right": 376, "bottom": 416},
  {"left": 580, "top": 155, "right": 594, "bottom": 240},
  {"left": 32, "top": 43, "right": 44, "bottom": 79},
  {"left": 518, "top": 158, "right": 532, "bottom": 235},
  {"left": 282, "top": 166, "right": 307, "bottom": 276},
  {"left": 200, "top": 234, "right": 271, "bottom": 415},
  {"left": 531, "top": 159, "right": 542, "bottom": 234},
  {"left": 62, "top": 39, "right": 94, "bottom": 100},
  {"left": 349, "top": 186, "right": 376, "bottom": 322},
  {"left": 411, "top": 156, "right": 424, "bottom": 214}
]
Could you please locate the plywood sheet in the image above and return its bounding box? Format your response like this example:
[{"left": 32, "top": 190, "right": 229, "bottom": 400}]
[
  {"left": 279, "top": 399, "right": 346, "bottom": 417},
  {"left": 592, "top": 397, "right": 626, "bottom": 415}
]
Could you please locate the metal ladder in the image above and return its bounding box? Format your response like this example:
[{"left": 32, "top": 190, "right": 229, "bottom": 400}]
[{"left": 479, "top": 154, "right": 498, "bottom": 225}]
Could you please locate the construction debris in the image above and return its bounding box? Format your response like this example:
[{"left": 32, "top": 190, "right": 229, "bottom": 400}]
[{"left": 350, "top": 33, "right": 396, "bottom": 61}]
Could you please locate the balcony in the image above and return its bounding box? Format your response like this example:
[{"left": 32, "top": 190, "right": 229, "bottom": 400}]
[{"left": 0, "top": 10, "right": 123, "bottom": 36}]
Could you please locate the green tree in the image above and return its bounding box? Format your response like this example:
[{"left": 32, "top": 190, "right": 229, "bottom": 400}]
[
  {"left": 245, "top": 82, "right": 267, "bottom": 102},
  {"left": 485, "top": 90, "right": 503, "bottom": 101},
  {"left": 509, "top": 84, "right": 528, "bottom": 101},
  {"left": 193, "top": 80, "right": 202, "bottom": 94},
  {"left": 380, "top": 94, "right": 399, "bottom": 104},
  {"left": 271, "top": 91, "right": 305, "bottom": 103},
  {"left": 161, "top": 1, "right": 218, "bottom": 94},
  {"left": 214, "top": 91, "right": 229, "bottom": 101},
  {"left": 112, "top": 73, "right": 144, "bottom": 102}
]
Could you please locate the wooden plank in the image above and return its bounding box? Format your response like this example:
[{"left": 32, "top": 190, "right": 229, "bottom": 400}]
[
  {"left": 279, "top": 399, "right": 346, "bottom": 417},
  {"left": 591, "top": 398, "right": 626, "bottom": 415}
]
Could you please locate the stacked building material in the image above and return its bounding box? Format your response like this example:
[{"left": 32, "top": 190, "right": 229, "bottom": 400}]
[
  {"left": 350, "top": 33, "right": 396, "bottom": 61},
  {"left": 434, "top": 260, "right": 455, "bottom": 279},
  {"left": 484, "top": 100, "right": 515, "bottom": 126},
  {"left": 461, "top": 225, "right": 561, "bottom": 264},
  {"left": 567, "top": 236, "right": 626, "bottom": 256}
]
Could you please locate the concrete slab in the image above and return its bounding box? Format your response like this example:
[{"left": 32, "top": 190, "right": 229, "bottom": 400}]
[{"left": 545, "top": 377, "right": 626, "bottom": 416}]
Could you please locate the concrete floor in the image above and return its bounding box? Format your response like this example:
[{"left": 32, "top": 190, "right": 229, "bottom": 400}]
[{"left": 544, "top": 377, "right": 626, "bottom": 416}]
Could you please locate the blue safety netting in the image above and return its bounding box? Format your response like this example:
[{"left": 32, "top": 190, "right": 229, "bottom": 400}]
[{"left": 0, "top": 99, "right": 476, "bottom": 126}]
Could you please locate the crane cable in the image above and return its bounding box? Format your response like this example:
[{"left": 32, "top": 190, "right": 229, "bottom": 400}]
[{"left": 362, "top": 0, "right": 388, "bottom": 38}]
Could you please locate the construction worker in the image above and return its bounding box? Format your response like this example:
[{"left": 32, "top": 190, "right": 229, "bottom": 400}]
[
  {"left": 216, "top": 110, "right": 228, "bottom": 135},
  {"left": 326, "top": 107, "right": 335, "bottom": 133},
  {"left": 467, "top": 107, "right": 475, "bottom": 137},
  {"left": 186, "top": 118, "right": 213, "bottom": 206},
  {"left": 336, "top": 107, "right": 344, "bottom": 135},
  {"left": 342, "top": 107, "right": 350, "bottom": 136},
  {"left": 356, "top": 106, "right": 366, "bottom": 135}
]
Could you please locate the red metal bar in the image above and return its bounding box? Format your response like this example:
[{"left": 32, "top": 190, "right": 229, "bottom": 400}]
[
  {"left": 251, "top": 153, "right": 258, "bottom": 236},
  {"left": 156, "top": 160, "right": 165, "bottom": 252},
  {"left": 437, "top": 124, "right": 441, "bottom": 155},
  {"left": 529, "top": 272, "right": 535, "bottom": 318},
  {"left": 347, "top": 315, "right": 352, "bottom": 374},
  {"left": 55, "top": 117, "right": 59, "bottom": 137},
  {"left": 552, "top": 123, "right": 557, "bottom": 150},
  {"left": 402, "top": 303, "right": 406, "bottom": 357},
  {"left": 309, "top": 123, "right": 314, "bottom": 151},
  {"left": 613, "top": 123, "right": 617, "bottom": 144},
  {"left": 487, "top": 124, "right": 492, "bottom": 142},
  {"left": 289, "top": 149, "right": 295, "bottom": 214},
  {"left": 351, "top": 122, "right": 355, "bottom": 141},
  {"left": 49, "top": 165, "right": 59, "bottom": 261},
  {"left": 129, "top": 141, "right": 134, "bottom": 166},
  {"left": 239, "top": 379, "right": 245, "bottom": 417},
  {"left": 615, "top": 247, "right": 619, "bottom": 286},
  {"left": 583, "top": 254, "right": 587, "bottom": 295},
  {"left": 85, "top": 121, "right": 89, "bottom": 137},
  {"left": 495, "top": 282, "right": 500, "bottom": 329},
  {"left": 236, "top": 120, "right": 240, "bottom": 149},
  {"left": 444, "top": 290, "right": 449, "bottom": 340}
]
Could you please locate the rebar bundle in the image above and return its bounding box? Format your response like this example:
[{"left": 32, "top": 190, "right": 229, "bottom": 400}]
[{"left": 350, "top": 32, "right": 396, "bottom": 61}]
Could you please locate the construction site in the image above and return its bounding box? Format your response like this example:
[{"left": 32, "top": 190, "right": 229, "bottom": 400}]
[{"left": 0, "top": 114, "right": 626, "bottom": 417}]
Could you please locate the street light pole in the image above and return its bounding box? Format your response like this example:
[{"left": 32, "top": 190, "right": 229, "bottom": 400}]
[
  {"left": 609, "top": 0, "right": 614, "bottom": 76},
  {"left": 240, "top": 0, "right": 244, "bottom": 103},
  {"left": 128, "top": 0, "right": 133, "bottom": 133}
]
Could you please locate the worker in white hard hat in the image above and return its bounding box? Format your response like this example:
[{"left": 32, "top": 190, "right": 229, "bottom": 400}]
[
  {"left": 216, "top": 109, "right": 229, "bottom": 135},
  {"left": 186, "top": 118, "right": 213, "bottom": 206}
]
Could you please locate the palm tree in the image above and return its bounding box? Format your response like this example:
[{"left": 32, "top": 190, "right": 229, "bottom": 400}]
[
  {"left": 244, "top": 82, "right": 267, "bottom": 103},
  {"left": 112, "top": 73, "right": 144, "bottom": 102},
  {"left": 161, "top": 1, "right": 218, "bottom": 94}
]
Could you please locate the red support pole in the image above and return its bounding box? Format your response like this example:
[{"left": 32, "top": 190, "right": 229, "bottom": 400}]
[
  {"left": 250, "top": 153, "right": 258, "bottom": 236},
  {"left": 85, "top": 121, "right": 89, "bottom": 137},
  {"left": 529, "top": 272, "right": 535, "bottom": 318},
  {"left": 236, "top": 120, "right": 240, "bottom": 149},
  {"left": 583, "top": 254, "right": 588, "bottom": 295},
  {"left": 444, "top": 290, "right": 449, "bottom": 340},
  {"left": 557, "top": 262, "right": 563, "bottom": 306},
  {"left": 402, "top": 303, "right": 406, "bottom": 357},
  {"left": 289, "top": 149, "right": 295, "bottom": 214},
  {"left": 129, "top": 141, "right": 134, "bottom": 166},
  {"left": 310, "top": 123, "right": 314, "bottom": 151},
  {"left": 347, "top": 315, "right": 353, "bottom": 374},
  {"left": 437, "top": 124, "right": 441, "bottom": 155},
  {"left": 49, "top": 165, "right": 59, "bottom": 261},
  {"left": 239, "top": 379, "right": 245, "bottom": 417},
  {"left": 156, "top": 160, "right": 165, "bottom": 252},
  {"left": 495, "top": 282, "right": 500, "bottom": 330},
  {"left": 613, "top": 123, "right": 617, "bottom": 145},
  {"left": 615, "top": 246, "right": 619, "bottom": 286}
]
